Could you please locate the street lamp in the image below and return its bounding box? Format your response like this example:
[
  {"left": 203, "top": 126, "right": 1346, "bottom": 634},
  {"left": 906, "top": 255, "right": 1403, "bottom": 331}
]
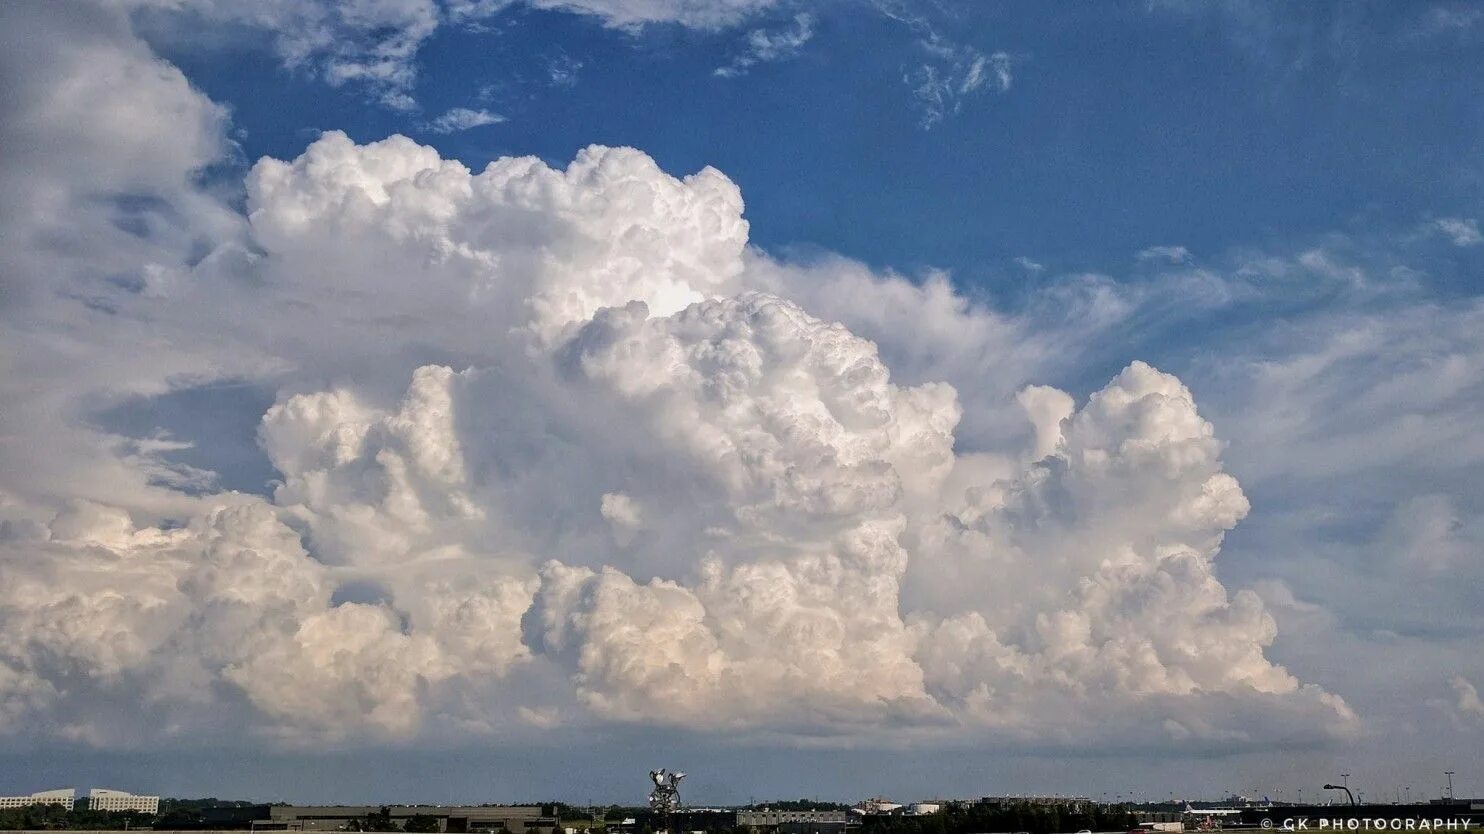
[
  {"left": 1323, "top": 785, "right": 1356, "bottom": 806},
  {"left": 1444, "top": 772, "right": 1455, "bottom": 801}
]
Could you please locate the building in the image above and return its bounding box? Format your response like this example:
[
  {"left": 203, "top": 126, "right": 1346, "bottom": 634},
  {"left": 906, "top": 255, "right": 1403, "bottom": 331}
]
[
  {"left": 206, "top": 804, "right": 558, "bottom": 833},
  {"left": 978, "top": 796, "right": 1092, "bottom": 812},
  {"left": 738, "top": 809, "right": 854, "bottom": 834},
  {"left": 88, "top": 789, "right": 160, "bottom": 814},
  {"left": 740, "top": 810, "right": 852, "bottom": 826},
  {"left": 668, "top": 809, "right": 740, "bottom": 833},
  {"left": 850, "top": 799, "right": 901, "bottom": 816},
  {"left": 1134, "top": 811, "right": 1183, "bottom": 828},
  {"left": 0, "top": 789, "right": 77, "bottom": 811}
]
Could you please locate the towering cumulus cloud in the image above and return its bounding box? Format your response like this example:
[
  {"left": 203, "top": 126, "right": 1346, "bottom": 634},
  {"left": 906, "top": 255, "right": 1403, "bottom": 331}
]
[{"left": 0, "top": 5, "right": 1353, "bottom": 749}]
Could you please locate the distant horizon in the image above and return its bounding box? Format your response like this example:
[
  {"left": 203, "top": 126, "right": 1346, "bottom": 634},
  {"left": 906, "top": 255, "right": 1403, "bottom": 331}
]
[
  {"left": 1, "top": 767, "right": 1472, "bottom": 810},
  {"left": 2, "top": 790, "right": 1472, "bottom": 808}
]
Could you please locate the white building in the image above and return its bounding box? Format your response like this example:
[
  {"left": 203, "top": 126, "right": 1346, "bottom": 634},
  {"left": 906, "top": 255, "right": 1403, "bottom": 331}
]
[
  {"left": 851, "top": 798, "right": 902, "bottom": 816},
  {"left": 88, "top": 789, "right": 159, "bottom": 815},
  {"left": 0, "top": 788, "right": 77, "bottom": 810}
]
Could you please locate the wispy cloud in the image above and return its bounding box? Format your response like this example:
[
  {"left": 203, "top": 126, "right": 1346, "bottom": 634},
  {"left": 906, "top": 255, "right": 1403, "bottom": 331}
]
[
  {"left": 1419, "top": 5, "right": 1484, "bottom": 34},
  {"left": 714, "top": 13, "right": 815, "bottom": 78},
  {"left": 422, "top": 107, "right": 506, "bottom": 134},
  {"left": 960, "top": 48, "right": 1013, "bottom": 94},
  {"left": 1137, "top": 244, "right": 1194, "bottom": 264},
  {"left": 132, "top": 0, "right": 779, "bottom": 110},
  {"left": 1431, "top": 216, "right": 1483, "bottom": 247},
  {"left": 545, "top": 53, "right": 584, "bottom": 87},
  {"left": 906, "top": 46, "right": 1012, "bottom": 129},
  {"left": 870, "top": 0, "right": 1014, "bottom": 129}
]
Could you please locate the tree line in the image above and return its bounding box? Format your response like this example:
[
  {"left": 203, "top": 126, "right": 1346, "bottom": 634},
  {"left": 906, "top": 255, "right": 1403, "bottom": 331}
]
[{"left": 859, "top": 802, "right": 1138, "bottom": 834}]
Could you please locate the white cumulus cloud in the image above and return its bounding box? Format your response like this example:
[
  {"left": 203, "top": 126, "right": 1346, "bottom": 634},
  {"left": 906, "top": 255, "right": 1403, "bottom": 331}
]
[{"left": 0, "top": 4, "right": 1356, "bottom": 752}]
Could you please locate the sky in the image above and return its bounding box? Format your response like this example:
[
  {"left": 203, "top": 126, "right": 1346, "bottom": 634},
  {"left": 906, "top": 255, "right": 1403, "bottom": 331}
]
[{"left": 1, "top": 0, "right": 1483, "bottom": 808}]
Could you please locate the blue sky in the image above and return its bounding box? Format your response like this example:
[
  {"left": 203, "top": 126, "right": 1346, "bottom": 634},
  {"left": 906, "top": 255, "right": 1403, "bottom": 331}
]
[
  {"left": 2, "top": 0, "right": 1484, "bottom": 807},
  {"left": 148, "top": 2, "right": 1484, "bottom": 283}
]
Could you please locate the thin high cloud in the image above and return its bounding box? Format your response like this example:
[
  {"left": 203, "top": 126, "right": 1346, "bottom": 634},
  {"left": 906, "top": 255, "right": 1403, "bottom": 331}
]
[
  {"left": 714, "top": 13, "right": 815, "bottom": 77},
  {"left": 1431, "top": 216, "right": 1483, "bottom": 247},
  {"left": 122, "top": 0, "right": 784, "bottom": 108},
  {"left": 1136, "top": 245, "right": 1193, "bottom": 264},
  {"left": 870, "top": 0, "right": 1013, "bottom": 128},
  {"left": 904, "top": 47, "right": 1012, "bottom": 129},
  {"left": 423, "top": 106, "right": 506, "bottom": 133},
  {"left": 125, "top": 1, "right": 1007, "bottom": 132}
]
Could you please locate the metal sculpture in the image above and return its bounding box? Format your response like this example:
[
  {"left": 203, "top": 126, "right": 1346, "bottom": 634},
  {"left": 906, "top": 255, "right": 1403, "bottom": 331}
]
[{"left": 648, "top": 768, "right": 685, "bottom": 815}]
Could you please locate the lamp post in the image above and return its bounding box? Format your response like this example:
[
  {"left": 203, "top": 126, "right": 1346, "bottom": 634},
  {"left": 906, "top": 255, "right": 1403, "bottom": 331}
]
[
  {"left": 1444, "top": 772, "right": 1455, "bottom": 801},
  {"left": 1323, "top": 785, "right": 1356, "bottom": 806}
]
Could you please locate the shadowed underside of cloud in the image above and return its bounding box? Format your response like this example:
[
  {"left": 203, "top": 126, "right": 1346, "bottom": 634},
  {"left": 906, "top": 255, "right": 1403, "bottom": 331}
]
[{"left": 0, "top": 1, "right": 1357, "bottom": 752}]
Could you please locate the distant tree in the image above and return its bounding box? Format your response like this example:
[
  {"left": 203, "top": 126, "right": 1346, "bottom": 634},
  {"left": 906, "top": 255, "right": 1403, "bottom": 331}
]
[
  {"left": 0, "top": 804, "right": 166, "bottom": 832},
  {"left": 859, "top": 800, "right": 1136, "bottom": 834},
  {"left": 155, "top": 807, "right": 205, "bottom": 829},
  {"left": 358, "top": 806, "right": 398, "bottom": 831},
  {"left": 159, "top": 796, "right": 260, "bottom": 813},
  {"left": 746, "top": 800, "right": 851, "bottom": 812},
  {"left": 403, "top": 814, "right": 441, "bottom": 832}
]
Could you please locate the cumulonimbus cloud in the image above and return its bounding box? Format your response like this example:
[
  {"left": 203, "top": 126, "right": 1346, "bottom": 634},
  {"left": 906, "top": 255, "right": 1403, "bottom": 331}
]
[{"left": 0, "top": 2, "right": 1355, "bottom": 750}]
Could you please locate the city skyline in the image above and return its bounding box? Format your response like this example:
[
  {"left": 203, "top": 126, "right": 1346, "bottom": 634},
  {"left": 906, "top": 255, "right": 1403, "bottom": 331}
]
[
  {"left": 2, "top": 0, "right": 1483, "bottom": 803},
  {"left": 0, "top": 783, "right": 1475, "bottom": 808}
]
